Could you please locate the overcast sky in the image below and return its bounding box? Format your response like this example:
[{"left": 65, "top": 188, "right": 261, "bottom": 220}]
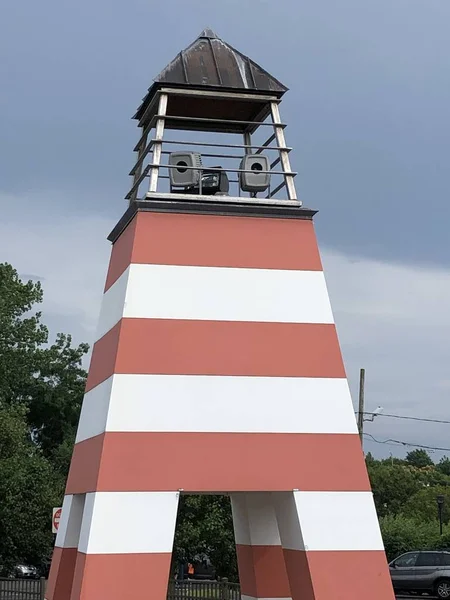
[{"left": 1, "top": 0, "right": 450, "bottom": 459}]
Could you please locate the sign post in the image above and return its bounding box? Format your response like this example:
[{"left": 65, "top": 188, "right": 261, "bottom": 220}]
[{"left": 52, "top": 507, "right": 62, "bottom": 534}]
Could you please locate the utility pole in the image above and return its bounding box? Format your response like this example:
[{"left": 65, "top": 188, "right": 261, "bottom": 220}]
[{"left": 357, "top": 368, "right": 365, "bottom": 444}]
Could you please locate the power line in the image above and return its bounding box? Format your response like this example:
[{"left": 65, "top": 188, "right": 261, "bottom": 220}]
[
  {"left": 363, "top": 432, "right": 450, "bottom": 453},
  {"left": 361, "top": 411, "right": 450, "bottom": 425}
]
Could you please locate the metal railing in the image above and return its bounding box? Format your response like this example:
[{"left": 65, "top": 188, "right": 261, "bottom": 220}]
[
  {"left": 0, "top": 578, "right": 45, "bottom": 600},
  {"left": 167, "top": 580, "right": 240, "bottom": 600},
  {"left": 126, "top": 88, "right": 299, "bottom": 204},
  {"left": 0, "top": 578, "right": 240, "bottom": 600},
  {"left": 126, "top": 142, "right": 295, "bottom": 201}
]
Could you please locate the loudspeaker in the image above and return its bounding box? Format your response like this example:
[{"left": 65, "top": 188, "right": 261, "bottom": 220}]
[
  {"left": 239, "top": 154, "right": 270, "bottom": 193},
  {"left": 168, "top": 152, "right": 203, "bottom": 187}
]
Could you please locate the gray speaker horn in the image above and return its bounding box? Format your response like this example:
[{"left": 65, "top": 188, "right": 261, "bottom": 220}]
[
  {"left": 239, "top": 154, "right": 270, "bottom": 193},
  {"left": 168, "top": 152, "right": 203, "bottom": 187}
]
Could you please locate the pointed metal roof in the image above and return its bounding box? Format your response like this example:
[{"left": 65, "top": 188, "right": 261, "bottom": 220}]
[
  {"left": 134, "top": 29, "right": 287, "bottom": 121},
  {"left": 154, "top": 28, "right": 287, "bottom": 92}
]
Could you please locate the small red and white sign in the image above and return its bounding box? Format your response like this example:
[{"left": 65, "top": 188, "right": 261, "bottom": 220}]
[{"left": 52, "top": 507, "right": 62, "bottom": 534}]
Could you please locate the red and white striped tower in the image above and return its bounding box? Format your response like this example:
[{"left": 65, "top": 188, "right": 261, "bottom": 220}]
[{"left": 46, "top": 29, "right": 395, "bottom": 600}]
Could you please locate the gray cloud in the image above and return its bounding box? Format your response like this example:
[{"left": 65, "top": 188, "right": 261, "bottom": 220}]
[{"left": 322, "top": 248, "right": 450, "bottom": 459}]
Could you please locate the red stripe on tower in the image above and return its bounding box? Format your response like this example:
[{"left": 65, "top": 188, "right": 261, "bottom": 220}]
[
  {"left": 66, "top": 432, "right": 369, "bottom": 494},
  {"left": 104, "top": 213, "right": 323, "bottom": 291}
]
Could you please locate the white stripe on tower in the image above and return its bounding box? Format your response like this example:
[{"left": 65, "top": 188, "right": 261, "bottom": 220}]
[
  {"left": 275, "top": 492, "right": 383, "bottom": 551},
  {"left": 231, "top": 493, "right": 291, "bottom": 600},
  {"left": 75, "top": 375, "right": 357, "bottom": 442},
  {"left": 96, "top": 264, "right": 334, "bottom": 340}
]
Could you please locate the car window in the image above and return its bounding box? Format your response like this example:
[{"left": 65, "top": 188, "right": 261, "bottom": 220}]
[
  {"left": 417, "top": 553, "right": 442, "bottom": 567},
  {"left": 439, "top": 554, "right": 450, "bottom": 566},
  {"left": 395, "top": 552, "right": 419, "bottom": 567}
]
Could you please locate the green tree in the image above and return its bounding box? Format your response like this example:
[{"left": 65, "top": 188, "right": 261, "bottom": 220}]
[
  {"left": 380, "top": 514, "right": 445, "bottom": 561},
  {"left": 0, "top": 263, "right": 88, "bottom": 475},
  {"left": 437, "top": 457, "right": 450, "bottom": 477},
  {"left": 367, "top": 462, "right": 422, "bottom": 517},
  {"left": 27, "top": 333, "right": 88, "bottom": 473},
  {"left": 380, "top": 456, "right": 407, "bottom": 466},
  {"left": 402, "top": 486, "right": 450, "bottom": 525},
  {"left": 173, "top": 495, "right": 237, "bottom": 580},
  {"left": 406, "top": 449, "right": 434, "bottom": 468},
  {"left": 413, "top": 464, "right": 450, "bottom": 487},
  {"left": 0, "top": 403, "right": 63, "bottom": 574},
  {"left": 0, "top": 263, "right": 88, "bottom": 571},
  {"left": 365, "top": 452, "right": 376, "bottom": 465}
]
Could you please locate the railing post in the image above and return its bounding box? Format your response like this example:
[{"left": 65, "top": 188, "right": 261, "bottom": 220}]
[
  {"left": 220, "top": 577, "right": 230, "bottom": 600},
  {"left": 148, "top": 93, "right": 168, "bottom": 193},
  {"left": 270, "top": 101, "right": 298, "bottom": 202},
  {"left": 40, "top": 577, "right": 46, "bottom": 600}
]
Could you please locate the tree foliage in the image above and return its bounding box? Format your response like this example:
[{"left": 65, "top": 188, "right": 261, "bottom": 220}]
[
  {"left": 0, "top": 263, "right": 88, "bottom": 470},
  {"left": 406, "top": 449, "right": 434, "bottom": 468},
  {"left": 174, "top": 495, "right": 237, "bottom": 580},
  {"left": 368, "top": 453, "right": 450, "bottom": 563},
  {"left": 0, "top": 263, "right": 87, "bottom": 573},
  {"left": 367, "top": 462, "right": 422, "bottom": 517},
  {"left": 402, "top": 486, "right": 450, "bottom": 524},
  {"left": 437, "top": 457, "right": 450, "bottom": 476},
  {"left": 0, "top": 403, "right": 63, "bottom": 573},
  {"left": 380, "top": 514, "right": 447, "bottom": 561}
]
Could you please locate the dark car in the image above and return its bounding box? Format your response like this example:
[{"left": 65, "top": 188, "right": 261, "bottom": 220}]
[{"left": 389, "top": 550, "right": 450, "bottom": 598}]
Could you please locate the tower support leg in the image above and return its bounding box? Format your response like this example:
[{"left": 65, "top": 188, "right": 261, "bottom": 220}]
[
  {"left": 231, "top": 492, "right": 291, "bottom": 600},
  {"left": 272, "top": 491, "right": 395, "bottom": 600},
  {"left": 48, "top": 491, "right": 179, "bottom": 600},
  {"left": 46, "top": 495, "right": 85, "bottom": 600}
]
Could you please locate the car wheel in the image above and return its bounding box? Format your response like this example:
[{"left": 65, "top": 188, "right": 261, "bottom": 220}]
[{"left": 435, "top": 579, "right": 450, "bottom": 599}]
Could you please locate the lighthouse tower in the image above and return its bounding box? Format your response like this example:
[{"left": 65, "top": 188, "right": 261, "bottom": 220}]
[{"left": 46, "top": 29, "right": 394, "bottom": 600}]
